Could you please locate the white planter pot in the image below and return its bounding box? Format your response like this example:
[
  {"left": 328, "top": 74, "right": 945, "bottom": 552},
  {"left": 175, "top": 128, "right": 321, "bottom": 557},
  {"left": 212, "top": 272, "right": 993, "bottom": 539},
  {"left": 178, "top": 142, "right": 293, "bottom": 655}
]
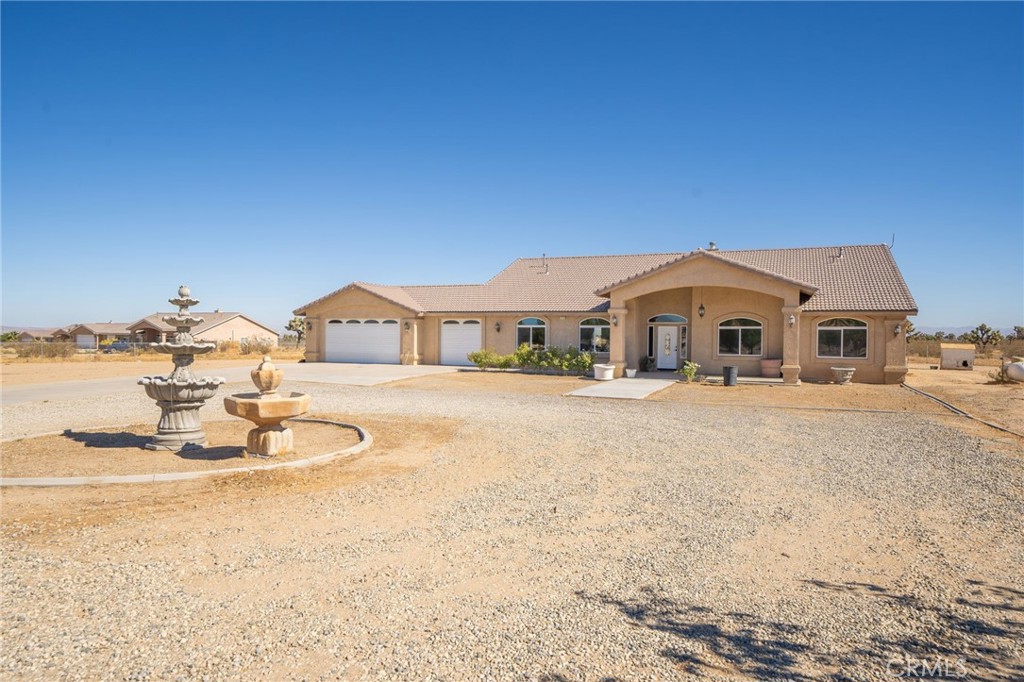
[
  {"left": 624, "top": 368, "right": 637, "bottom": 378},
  {"left": 593, "top": 364, "right": 616, "bottom": 381}
]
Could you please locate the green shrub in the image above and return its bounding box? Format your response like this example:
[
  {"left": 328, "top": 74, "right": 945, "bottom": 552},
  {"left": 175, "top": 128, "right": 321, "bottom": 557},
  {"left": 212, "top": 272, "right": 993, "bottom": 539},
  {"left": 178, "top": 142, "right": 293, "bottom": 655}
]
[
  {"left": 675, "top": 360, "right": 700, "bottom": 382},
  {"left": 467, "top": 349, "right": 500, "bottom": 369}
]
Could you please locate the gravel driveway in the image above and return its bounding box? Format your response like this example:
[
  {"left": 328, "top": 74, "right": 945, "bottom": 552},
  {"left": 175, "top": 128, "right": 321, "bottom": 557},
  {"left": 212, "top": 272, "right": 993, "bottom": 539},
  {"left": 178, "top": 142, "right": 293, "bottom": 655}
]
[{"left": 2, "top": 379, "right": 1022, "bottom": 681}]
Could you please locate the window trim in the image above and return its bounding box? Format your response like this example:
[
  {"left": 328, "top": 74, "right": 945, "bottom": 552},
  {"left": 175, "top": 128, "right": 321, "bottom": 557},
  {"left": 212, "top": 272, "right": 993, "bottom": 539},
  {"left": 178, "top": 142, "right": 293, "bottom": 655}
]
[
  {"left": 815, "top": 317, "right": 870, "bottom": 360},
  {"left": 715, "top": 316, "right": 764, "bottom": 358},
  {"left": 578, "top": 317, "right": 611, "bottom": 354},
  {"left": 516, "top": 317, "right": 548, "bottom": 350}
]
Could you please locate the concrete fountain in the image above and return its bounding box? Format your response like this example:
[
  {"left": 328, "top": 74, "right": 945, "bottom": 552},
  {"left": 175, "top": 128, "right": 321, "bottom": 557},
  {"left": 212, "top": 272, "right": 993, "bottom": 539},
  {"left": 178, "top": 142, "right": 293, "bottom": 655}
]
[
  {"left": 138, "top": 286, "right": 226, "bottom": 451},
  {"left": 223, "top": 356, "right": 312, "bottom": 457}
]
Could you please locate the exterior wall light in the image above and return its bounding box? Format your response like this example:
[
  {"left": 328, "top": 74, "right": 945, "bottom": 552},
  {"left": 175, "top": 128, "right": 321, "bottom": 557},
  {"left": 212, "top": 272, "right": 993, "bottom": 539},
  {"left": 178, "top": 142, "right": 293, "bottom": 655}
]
[
  {"left": 894, "top": 323, "right": 902, "bottom": 336},
  {"left": 698, "top": 304, "right": 706, "bottom": 318},
  {"left": 788, "top": 314, "right": 796, "bottom": 327},
  {"left": 611, "top": 314, "right": 618, "bottom": 326},
  {"left": 495, "top": 321, "right": 502, "bottom": 333},
  {"left": 403, "top": 321, "right": 411, "bottom": 331}
]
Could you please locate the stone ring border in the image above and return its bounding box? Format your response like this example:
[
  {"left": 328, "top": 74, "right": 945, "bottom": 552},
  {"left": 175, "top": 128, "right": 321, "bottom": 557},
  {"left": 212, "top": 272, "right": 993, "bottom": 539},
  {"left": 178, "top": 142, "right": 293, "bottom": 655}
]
[{"left": 0, "top": 418, "right": 372, "bottom": 488}]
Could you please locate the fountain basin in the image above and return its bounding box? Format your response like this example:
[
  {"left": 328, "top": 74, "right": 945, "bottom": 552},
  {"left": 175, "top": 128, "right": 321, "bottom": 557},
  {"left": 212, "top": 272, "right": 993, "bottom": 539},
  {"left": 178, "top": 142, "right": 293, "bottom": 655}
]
[
  {"left": 224, "top": 392, "right": 312, "bottom": 426},
  {"left": 139, "top": 376, "right": 226, "bottom": 403}
]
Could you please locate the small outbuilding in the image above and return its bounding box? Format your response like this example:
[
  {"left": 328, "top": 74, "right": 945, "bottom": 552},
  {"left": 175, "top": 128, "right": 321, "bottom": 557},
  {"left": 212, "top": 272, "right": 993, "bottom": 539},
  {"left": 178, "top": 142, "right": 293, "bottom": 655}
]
[{"left": 940, "top": 343, "right": 975, "bottom": 370}]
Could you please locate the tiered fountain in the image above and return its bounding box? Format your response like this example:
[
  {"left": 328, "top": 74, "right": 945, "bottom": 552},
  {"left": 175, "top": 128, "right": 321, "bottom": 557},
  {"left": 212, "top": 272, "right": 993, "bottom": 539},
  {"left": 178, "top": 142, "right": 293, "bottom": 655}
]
[
  {"left": 223, "top": 356, "right": 312, "bottom": 457},
  {"left": 138, "top": 286, "right": 226, "bottom": 451}
]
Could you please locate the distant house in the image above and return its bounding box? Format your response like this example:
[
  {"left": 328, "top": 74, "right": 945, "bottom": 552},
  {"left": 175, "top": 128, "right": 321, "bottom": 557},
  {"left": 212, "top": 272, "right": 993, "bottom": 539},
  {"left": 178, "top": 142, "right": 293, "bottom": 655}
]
[
  {"left": 57, "top": 323, "right": 134, "bottom": 349},
  {"left": 295, "top": 243, "right": 918, "bottom": 384},
  {"left": 127, "top": 311, "right": 279, "bottom": 347},
  {"left": 15, "top": 328, "right": 61, "bottom": 343}
]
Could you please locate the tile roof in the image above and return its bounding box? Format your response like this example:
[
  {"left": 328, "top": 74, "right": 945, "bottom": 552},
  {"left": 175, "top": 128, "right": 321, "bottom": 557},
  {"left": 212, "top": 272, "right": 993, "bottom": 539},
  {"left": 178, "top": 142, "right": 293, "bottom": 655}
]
[
  {"left": 128, "top": 312, "right": 279, "bottom": 337},
  {"left": 295, "top": 244, "right": 917, "bottom": 315}
]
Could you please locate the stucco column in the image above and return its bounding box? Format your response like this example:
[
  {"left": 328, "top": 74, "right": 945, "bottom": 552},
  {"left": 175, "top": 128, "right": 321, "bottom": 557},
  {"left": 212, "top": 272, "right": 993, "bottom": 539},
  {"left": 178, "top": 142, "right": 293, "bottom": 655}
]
[
  {"left": 883, "top": 317, "right": 909, "bottom": 384},
  {"left": 781, "top": 305, "right": 801, "bottom": 385},
  {"left": 609, "top": 306, "right": 629, "bottom": 377},
  {"left": 401, "top": 318, "right": 421, "bottom": 365}
]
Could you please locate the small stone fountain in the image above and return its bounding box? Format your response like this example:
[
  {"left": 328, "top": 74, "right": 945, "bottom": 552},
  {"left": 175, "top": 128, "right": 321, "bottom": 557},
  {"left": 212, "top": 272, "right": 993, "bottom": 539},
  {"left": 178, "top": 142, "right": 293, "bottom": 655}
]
[
  {"left": 223, "top": 356, "right": 312, "bottom": 456},
  {"left": 138, "top": 286, "right": 226, "bottom": 451}
]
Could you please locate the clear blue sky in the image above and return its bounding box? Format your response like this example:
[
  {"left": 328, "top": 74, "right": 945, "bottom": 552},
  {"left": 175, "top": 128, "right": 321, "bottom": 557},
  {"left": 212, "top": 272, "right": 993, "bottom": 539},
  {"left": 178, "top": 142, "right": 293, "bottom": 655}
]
[{"left": 3, "top": 1, "right": 1022, "bottom": 332}]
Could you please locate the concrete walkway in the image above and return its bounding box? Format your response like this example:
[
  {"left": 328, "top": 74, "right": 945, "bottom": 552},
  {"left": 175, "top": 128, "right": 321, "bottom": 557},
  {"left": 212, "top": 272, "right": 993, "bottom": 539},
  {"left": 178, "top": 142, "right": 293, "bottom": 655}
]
[
  {"left": 566, "top": 377, "right": 676, "bottom": 400},
  {"left": 0, "top": 363, "right": 457, "bottom": 405}
]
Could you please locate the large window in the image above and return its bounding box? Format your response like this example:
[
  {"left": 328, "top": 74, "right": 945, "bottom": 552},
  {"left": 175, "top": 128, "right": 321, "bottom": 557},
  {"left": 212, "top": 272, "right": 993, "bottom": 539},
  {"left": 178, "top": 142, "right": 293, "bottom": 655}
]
[
  {"left": 516, "top": 317, "right": 547, "bottom": 349},
  {"left": 817, "top": 318, "right": 868, "bottom": 358},
  {"left": 718, "top": 318, "right": 762, "bottom": 356},
  {"left": 578, "top": 318, "right": 611, "bottom": 353}
]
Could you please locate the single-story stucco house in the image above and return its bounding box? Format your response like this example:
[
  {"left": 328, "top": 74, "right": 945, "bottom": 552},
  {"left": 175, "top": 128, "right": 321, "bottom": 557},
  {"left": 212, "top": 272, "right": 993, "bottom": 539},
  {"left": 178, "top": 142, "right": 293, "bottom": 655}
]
[
  {"left": 294, "top": 243, "right": 918, "bottom": 384},
  {"left": 127, "top": 311, "right": 280, "bottom": 347},
  {"left": 15, "top": 328, "right": 61, "bottom": 343},
  {"left": 55, "top": 323, "right": 134, "bottom": 349}
]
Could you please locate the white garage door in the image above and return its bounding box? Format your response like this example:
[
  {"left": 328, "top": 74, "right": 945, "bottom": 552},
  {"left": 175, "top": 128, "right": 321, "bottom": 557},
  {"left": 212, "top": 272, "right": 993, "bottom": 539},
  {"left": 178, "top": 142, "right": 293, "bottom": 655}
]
[
  {"left": 325, "top": 319, "right": 400, "bottom": 364},
  {"left": 76, "top": 334, "right": 95, "bottom": 349},
  {"left": 440, "top": 320, "right": 482, "bottom": 366}
]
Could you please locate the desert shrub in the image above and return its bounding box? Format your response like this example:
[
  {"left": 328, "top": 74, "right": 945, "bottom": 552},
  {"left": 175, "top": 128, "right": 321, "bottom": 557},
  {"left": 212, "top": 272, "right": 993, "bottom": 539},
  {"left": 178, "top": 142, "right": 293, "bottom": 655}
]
[
  {"left": 676, "top": 360, "right": 701, "bottom": 382},
  {"left": 217, "top": 340, "right": 239, "bottom": 353},
  {"left": 14, "top": 342, "right": 76, "bottom": 359},
  {"left": 240, "top": 336, "right": 276, "bottom": 355},
  {"left": 468, "top": 349, "right": 501, "bottom": 369}
]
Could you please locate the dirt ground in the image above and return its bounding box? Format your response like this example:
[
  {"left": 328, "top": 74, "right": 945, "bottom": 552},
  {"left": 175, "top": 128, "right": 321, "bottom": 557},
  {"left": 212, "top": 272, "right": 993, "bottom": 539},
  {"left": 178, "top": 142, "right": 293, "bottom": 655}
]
[
  {"left": 0, "top": 357, "right": 264, "bottom": 386},
  {"left": 904, "top": 362, "right": 1024, "bottom": 435},
  {"left": 1, "top": 419, "right": 361, "bottom": 478}
]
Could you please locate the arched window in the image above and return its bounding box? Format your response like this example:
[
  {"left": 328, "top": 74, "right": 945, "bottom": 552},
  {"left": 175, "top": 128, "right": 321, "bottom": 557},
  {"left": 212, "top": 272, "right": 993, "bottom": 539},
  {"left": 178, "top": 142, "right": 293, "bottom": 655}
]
[
  {"left": 718, "top": 318, "right": 762, "bottom": 356},
  {"left": 579, "top": 318, "right": 610, "bottom": 353},
  {"left": 516, "top": 318, "right": 546, "bottom": 349},
  {"left": 817, "top": 318, "right": 868, "bottom": 358},
  {"left": 648, "top": 314, "right": 687, "bottom": 324}
]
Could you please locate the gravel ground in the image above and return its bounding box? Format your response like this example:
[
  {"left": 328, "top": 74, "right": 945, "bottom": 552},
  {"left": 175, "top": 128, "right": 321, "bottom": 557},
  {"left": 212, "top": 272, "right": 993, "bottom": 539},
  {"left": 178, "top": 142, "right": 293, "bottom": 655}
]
[{"left": 2, "top": 379, "right": 1023, "bottom": 681}]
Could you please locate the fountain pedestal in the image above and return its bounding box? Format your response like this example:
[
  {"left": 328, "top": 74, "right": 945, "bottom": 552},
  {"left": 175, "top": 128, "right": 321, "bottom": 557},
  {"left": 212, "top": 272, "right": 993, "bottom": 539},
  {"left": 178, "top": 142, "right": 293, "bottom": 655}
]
[
  {"left": 138, "top": 286, "right": 225, "bottom": 451},
  {"left": 224, "top": 357, "right": 312, "bottom": 457}
]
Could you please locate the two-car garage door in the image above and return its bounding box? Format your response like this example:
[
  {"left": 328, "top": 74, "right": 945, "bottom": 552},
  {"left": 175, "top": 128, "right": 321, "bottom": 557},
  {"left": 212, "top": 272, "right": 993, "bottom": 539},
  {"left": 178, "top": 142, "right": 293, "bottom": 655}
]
[
  {"left": 325, "top": 319, "right": 400, "bottom": 363},
  {"left": 324, "top": 318, "right": 482, "bottom": 365}
]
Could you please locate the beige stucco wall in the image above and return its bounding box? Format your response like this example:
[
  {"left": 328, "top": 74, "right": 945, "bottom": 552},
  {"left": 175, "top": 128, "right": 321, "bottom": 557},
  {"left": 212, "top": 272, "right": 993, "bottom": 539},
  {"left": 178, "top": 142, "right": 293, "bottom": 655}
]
[
  {"left": 303, "top": 288, "right": 415, "bottom": 362},
  {"left": 198, "top": 317, "right": 279, "bottom": 346},
  {"left": 797, "top": 313, "right": 908, "bottom": 384}
]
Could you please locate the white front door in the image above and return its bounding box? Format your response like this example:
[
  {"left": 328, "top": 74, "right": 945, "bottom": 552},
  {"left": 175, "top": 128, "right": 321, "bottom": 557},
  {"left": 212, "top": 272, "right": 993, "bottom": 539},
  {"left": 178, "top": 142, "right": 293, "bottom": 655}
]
[{"left": 656, "top": 326, "right": 678, "bottom": 370}]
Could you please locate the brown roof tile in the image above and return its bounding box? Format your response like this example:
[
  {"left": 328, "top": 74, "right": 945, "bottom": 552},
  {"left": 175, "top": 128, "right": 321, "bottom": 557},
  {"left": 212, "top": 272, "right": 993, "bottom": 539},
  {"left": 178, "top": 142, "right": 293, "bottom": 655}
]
[{"left": 295, "top": 244, "right": 917, "bottom": 315}]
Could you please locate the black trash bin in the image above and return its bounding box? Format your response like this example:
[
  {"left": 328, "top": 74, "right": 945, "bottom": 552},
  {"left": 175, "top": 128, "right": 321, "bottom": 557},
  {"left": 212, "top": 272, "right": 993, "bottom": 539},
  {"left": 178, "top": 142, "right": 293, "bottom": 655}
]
[{"left": 723, "top": 366, "right": 738, "bottom": 386}]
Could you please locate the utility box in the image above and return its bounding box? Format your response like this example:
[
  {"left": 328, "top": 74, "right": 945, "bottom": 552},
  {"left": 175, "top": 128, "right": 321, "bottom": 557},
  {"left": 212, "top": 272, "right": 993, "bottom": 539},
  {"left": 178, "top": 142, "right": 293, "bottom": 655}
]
[{"left": 940, "top": 343, "right": 975, "bottom": 370}]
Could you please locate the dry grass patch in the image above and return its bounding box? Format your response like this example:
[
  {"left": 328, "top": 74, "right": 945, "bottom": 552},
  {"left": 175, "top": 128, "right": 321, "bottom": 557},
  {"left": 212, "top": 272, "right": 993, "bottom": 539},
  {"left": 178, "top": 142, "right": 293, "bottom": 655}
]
[
  {"left": 652, "top": 380, "right": 948, "bottom": 413},
  {"left": 390, "top": 370, "right": 589, "bottom": 395},
  {"left": 905, "top": 364, "right": 1024, "bottom": 436}
]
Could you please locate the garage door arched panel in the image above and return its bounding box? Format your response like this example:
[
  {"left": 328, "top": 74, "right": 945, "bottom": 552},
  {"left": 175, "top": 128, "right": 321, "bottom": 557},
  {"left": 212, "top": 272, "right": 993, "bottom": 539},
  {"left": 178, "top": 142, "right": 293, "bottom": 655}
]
[
  {"left": 325, "top": 319, "right": 400, "bottom": 364},
  {"left": 441, "top": 319, "right": 482, "bottom": 366}
]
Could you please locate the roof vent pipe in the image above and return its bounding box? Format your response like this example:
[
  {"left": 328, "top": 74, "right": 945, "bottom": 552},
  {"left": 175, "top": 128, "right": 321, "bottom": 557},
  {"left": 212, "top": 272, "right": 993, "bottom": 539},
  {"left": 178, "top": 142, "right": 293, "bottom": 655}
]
[{"left": 708, "top": 241, "right": 718, "bottom": 251}]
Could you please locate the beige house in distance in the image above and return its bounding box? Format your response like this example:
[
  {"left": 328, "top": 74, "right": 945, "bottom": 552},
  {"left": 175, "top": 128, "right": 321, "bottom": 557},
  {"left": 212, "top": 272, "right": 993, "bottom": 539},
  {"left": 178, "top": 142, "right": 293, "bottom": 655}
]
[
  {"left": 55, "top": 323, "right": 134, "bottom": 349},
  {"left": 294, "top": 243, "right": 918, "bottom": 384},
  {"left": 128, "top": 311, "right": 279, "bottom": 346}
]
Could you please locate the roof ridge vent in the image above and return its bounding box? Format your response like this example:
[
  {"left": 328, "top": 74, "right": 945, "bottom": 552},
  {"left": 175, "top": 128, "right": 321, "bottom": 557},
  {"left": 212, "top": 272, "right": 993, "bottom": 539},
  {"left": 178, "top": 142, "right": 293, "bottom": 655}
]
[{"left": 708, "top": 241, "right": 719, "bottom": 251}]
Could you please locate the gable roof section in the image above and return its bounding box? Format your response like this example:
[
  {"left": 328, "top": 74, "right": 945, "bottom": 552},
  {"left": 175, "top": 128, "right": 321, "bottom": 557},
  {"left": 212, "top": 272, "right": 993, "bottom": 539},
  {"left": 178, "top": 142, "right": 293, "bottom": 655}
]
[
  {"left": 66, "top": 322, "right": 133, "bottom": 336},
  {"left": 294, "top": 244, "right": 917, "bottom": 315},
  {"left": 128, "top": 312, "right": 280, "bottom": 337},
  {"left": 594, "top": 249, "right": 818, "bottom": 296}
]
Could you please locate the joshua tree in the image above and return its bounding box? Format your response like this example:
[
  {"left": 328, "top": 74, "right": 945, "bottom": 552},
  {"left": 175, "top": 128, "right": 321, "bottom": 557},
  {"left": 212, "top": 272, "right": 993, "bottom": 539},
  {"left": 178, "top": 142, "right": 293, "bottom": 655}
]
[
  {"left": 964, "top": 323, "right": 1003, "bottom": 351},
  {"left": 286, "top": 316, "right": 306, "bottom": 347},
  {"left": 1013, "top": 325, "right": 1024, "bottom": 341}
]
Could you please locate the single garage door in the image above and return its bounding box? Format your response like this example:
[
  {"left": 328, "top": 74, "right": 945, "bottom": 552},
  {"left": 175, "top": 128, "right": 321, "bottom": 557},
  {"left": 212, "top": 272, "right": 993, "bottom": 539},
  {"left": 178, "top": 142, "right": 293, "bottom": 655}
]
[
  {"left": 440, "top": 319, "right": 482, "bottom": 366},
  {"left": 76, "top": 334, "right": 95, "bottom": 349},
  {"left": 325, "top": 319, "right": 400, "bottom": 364}
]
